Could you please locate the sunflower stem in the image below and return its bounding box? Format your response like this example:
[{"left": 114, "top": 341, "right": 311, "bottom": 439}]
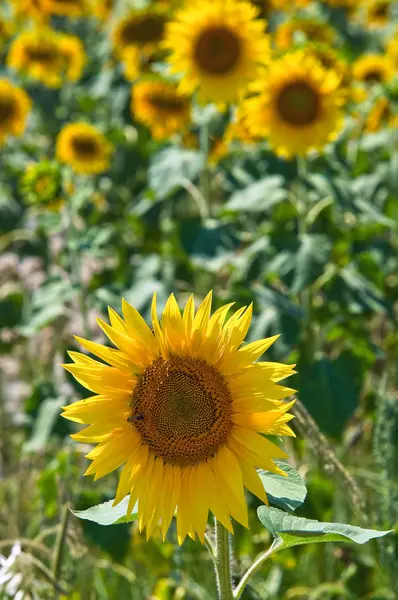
[
  {"left": 51, "top": 503, "right": 70, "bottom": 598},
  {"left": 64, "top": 189, "right": 90, "bottom": 339},
  {"left": 233, "top": 545, "right": 275, "bottom": 599},
  {"left": 199, "top": 119, "right": 210, "bottom": 216},
  {"left": 214, "top": 519, "right": 234, "bottom": 600}
]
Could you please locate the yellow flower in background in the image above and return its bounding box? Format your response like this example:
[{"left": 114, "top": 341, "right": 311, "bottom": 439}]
[
  {"left": 7, "top": 30, "right": 86, "bottom": 88},
  {"left": 352, "top": 54, "right": 395, "bottom": 85},
  {"left": 10, "top": 0, "right": 48, "bottom": 23},
  {"left": 164, "top": 0, "right": 270, "bottom": 104},
  {"left": 366, "top": 96, "right": 398, "bottom": 132},
  {"left": 112, "top": 8, "right": 167, "bottom": 57},
  {"left": 41, "top": 0, "right": 88, "bottom": 17},
  {"left": 386, "top": 34, "right": 398, "bottom": 66},
  {"left": 0, "top": 79, "right": 31, "bottom": 145},
  {"left": 21, "top": 160, "right": 63, "bottom": 209},
  {"left": 56, "top": 123, "right": 114, "bottom": 175},
  {"left": 89, "top": 0, "right": 113, "bottom": 21},
  {"left": 62, "top": 292, "right": 296, "bottom": 543},
  {"left": 0, "top": 17, "right": 13, "bottom": 51},
  {"left": 275, "top": 17, "right": 337, "bottom": 50},
  {"left": 273, "top": 0, "right": 311, "bottom": 10},
  {"left": 243, "top": 51, "right": 345, "bottom": 158},
  {"left": 298, "top": 43, "right": 352, "bottom": 90},
  {"left": 366, "top": 0, "right": 391, "bottom": 27},
  {"left": 131, "top": 79, "right": 191, "bottom": 140}
]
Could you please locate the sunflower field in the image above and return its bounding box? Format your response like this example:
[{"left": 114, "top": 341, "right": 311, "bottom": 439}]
[{"left": 1, "top": 0, "right": 398, "bottom": 598}]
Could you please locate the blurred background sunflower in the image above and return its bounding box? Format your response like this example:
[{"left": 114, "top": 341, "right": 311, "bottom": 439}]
[
  {"left": 0, "top": 78, "right": 31, "bottom": 145},
  {"left": 56, "top": 122, "right": 114, "bottom": 174},
  {"left": 164, "top": 0, "right": 270, "bottom": 104}
]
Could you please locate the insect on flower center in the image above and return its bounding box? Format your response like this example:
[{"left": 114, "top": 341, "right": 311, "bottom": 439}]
[
  {"left": 0, "top": 96, "right": 15, "bottom": 124},
  {"left": 277, "top": 80, "right": 319, "bottom": 126},
  {"left": 71, "top": 134, "right": 99, "bottom": 157},
  {"left": 120, "top": 15, "right": 165, "bottom": 47},
  {"left": 130, "top": 356, "right": 232, "bottom": 466},
  {"left": 194, "top": 26, "right": 241, "bottom": 75}
]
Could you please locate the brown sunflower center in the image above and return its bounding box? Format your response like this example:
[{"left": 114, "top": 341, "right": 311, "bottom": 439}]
[
  {"left": 26, "top": 44, "right": 57, "bottom": 64},
  {"left": 120, "top": 15, "right": 165, "bottom": 47},
  {"left": 130, "top": 356, "right": 232, "bottom": 466},
  {"left": 372, "top": 2, "right": 388, "bottom": 18},
  {"left": 71, "top": 134, "right": 99, "bottom": 157},
  {"left": 194, "top": 26, "right": 241, "bottom": 75},
  {"left": 0, "top": 95, "right": 15, "bottom": 124},
  {"left": 147, "top": 92, "right": 186, "bottom": 113},
  {"left": 363, "top": 69, "right": 383, "bottom": 83},
  {"left": 277, "top": 81, "right": 319, "bottom": 126}
]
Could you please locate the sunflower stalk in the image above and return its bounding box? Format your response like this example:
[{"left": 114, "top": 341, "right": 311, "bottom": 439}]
[
  {"left": 64, "top": 186, "right": 90, "bottom": 339},
  {"left": 51, "top": 503, "right": 70, "bottom": 598},
  {"left": 214, "top": 519, "right": 234, "bottom": 600},
  {"left": 199, "top": 119, "right": 210, "bottom": 216}
]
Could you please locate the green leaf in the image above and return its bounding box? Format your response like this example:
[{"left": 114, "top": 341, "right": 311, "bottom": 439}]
[
  {"left": 226, "top": 176, "right": 287, "bottom": 212},
  {"left": 259, "top": 461, "right": 307, "bottom": 512},
  {"left": 72, "top": 497, "right": 139, "bottom": 526},
  {"left": 23, "top": 397, "right": 65, "bottom": 452},
  {"left": 258, "top": 507, "right": 391, "bottom": 552},
  {"left": 291, "top": 234, "right": 331, "bottom": 293},
  {"left": 148, "top": 148, "right": 203, "bottom": 200}
]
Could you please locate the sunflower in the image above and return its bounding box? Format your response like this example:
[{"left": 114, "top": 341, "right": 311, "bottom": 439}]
[
  {"left": 272, "top": 0, "right": 311, "bottom": 10},
  {"left": 366, "top": 0, "right": 391, "bottom": 27},
  {"left": 164, "top": 0, "right": 270, "bottom": 104},
  {"left": 386, "top": 34, "right": 398, "bottom": 66},
  {"left": 7, "top": 30, "right": 86, "bottom": 88},
  {"left": 112, "top": 8, "right": 167, "bottom": 57},
  {"left": 243, "top": 51, "right": 345, "bottom": 158},
  {"left": 10, "top": 0, "right": 48, "bottom": 22},
  {"left": 121, "top": 47, "right": 160, "bottom": 81},
  {"left": 42, "top": 0, "right": 87, "bottom": 16},
  {"left": 21, "top": 161, "right": 63, "bottom": 209},
  {"left": 89, "top": 0, "right": 113, "bottom": 21},
  {"left": 0, "top": 79, "right": 31, "bottom": 146},
  {"left": 131, "top": 79, "right": 191, "bottom": 140},
  {"left": 352, "top": 54, "right": 395, "bottom": 85},
  {"left": 62, "top": 292, "right": 295, "bottom": 543},
  {"left": 0, "top": 17, "right": 13, "bottom": 52},
  {"left": 56, "top": 122, "right": 114, "bottom": 175},
  {"left": 365, "top": 96, "right": 398, "bottom": 132},
  {"left": 275, "top": 17, "right": 337, "bottom": 50}
]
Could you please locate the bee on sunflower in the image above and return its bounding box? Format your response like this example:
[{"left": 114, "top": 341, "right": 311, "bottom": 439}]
[
  {"left": 62, "top": 292, "right": 296, "bottom": 543},
  {"left": 131, "top": 79, "right": 191, "bottom": 140},
  {"left": 275, "top": 16, "right": 337, "bottom": 51},
  {"left": 352, "top": 54, "right": 395, "bottom": 86},
  {"left": 112, "top": 8, "right": 167, "bottom": 58},
  {"left": 0, "top": 79, "right": 31, "bottom": 146},
  {"left": 56, "top": 122, "right": 114, "bottom": 175},
  {"left": 164, "top": 0, "right": 270, "bottom": 105},
  {"left": 20, "top": 161, "right": 63, "bottom": 210},
  {"left": 243, "top": 50, "right": 345, "bottom": 158},
  {"left": 7, "top": 29, "right": 86, "bottom": 89}
]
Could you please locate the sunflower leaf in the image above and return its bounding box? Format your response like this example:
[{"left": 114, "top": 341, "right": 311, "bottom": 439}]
[
  {"left": 71, "top": 497, "right": 138, "bottom": 526},
  {"left": 259, "top": 461, "right": 307, "bottom": 512},
  {"left": 258, "top": 507, "right": 392, "bottom": 552}
]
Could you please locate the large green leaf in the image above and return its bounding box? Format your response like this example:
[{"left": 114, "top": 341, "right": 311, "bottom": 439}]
[
  {"left": 72, "top": 497, "right": 138, "bottom": 526},
  {"left": 226, "top": 176, "right": 287, "bottom": 212},
  {"left": 23, "top": 397, "right": 65, "bottom": 452},
  {"left": 148, "top": 148, "right": 203, "bottom": 200},
  {"left": 259, "top": 462, "right": 307, "bottom": 512},
  {"left": 291, "top": 234, "right": 331, "bottom": 293},
  {"left": 258, "top": 507, "right": 391, "bottom": 552}
]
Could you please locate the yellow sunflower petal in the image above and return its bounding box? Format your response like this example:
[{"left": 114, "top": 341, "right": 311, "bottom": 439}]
[{"left": 212, "top": 445, "right": 248, "bottom": 529}]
